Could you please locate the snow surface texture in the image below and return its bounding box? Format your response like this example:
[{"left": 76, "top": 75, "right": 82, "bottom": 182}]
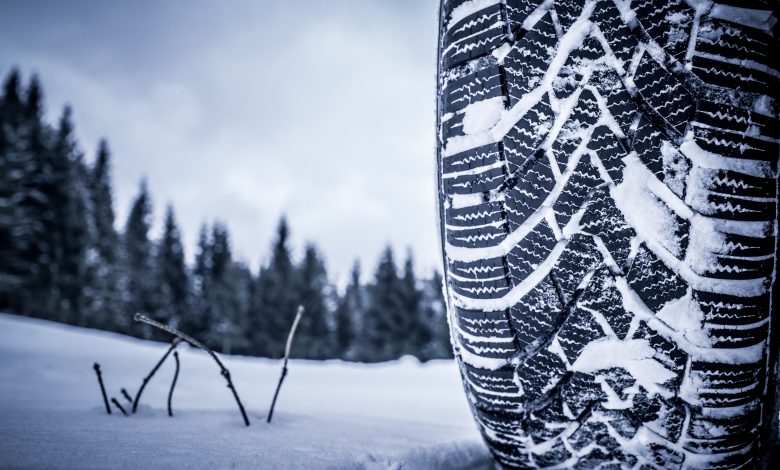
[
  {"left": 0, "top": 314, "right": 492, "bottom": 470},
  {"left": 437, "top": 0, "right": 779, "bottom": 467}
]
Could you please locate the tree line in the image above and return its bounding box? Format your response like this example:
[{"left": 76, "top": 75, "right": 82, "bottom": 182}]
[{"left": 0, "top": 68, "right": 453, "bottom": 362}]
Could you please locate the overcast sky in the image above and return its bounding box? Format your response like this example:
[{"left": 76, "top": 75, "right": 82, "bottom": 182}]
[{"left": 0, "top": 0, "right": 441, "bottom": 282}]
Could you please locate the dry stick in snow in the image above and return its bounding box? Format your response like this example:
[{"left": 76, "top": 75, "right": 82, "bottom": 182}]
[
  {"left": 134, "top": 313, "right": 251, "bottom": 427},
  {"left": 167, "top": 351, "right": 180, "bottom": 417},
  {"left": 267, "top": 306, "right": 304, "bottom": 424},
  {"left": 111, "top": 397, "right": 129, "bottom": 416},
  {"left": 121, "top": 388, "right": 132, "bottom": 404},
  {"left": 132, "top": 338, "right": 181, "bottom": 413},
  {"left": 93, "top": 363, "right": 111, "bottom": 415}
]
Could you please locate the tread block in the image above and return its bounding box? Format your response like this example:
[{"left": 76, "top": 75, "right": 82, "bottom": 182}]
[
  {"left": 556, "top": 305, "right": 607, "bottom": 364},
  {"left": 509, "top": 278, "right": 564, "bottom": 353},
  {"left": 706, "top": 323, "right": 768, "bottom": 348},
  {"left": 449, "top": 255, "right": 506, "bottom": 279},
  {"left": 694, "top": 99, "right": 779, "bottom": 140},
  {"left": 506, "top": 220, "right": 559, "bottom": 285},
  {"left": 592, "top": 68, "right": 639, "bottom": 135},
  {"left": 553, "top": 36, "right": 606, "bottom": 99},
  {"left": 442, "top": 111, "right": 465, "bottom": 141},
  {"left": 561, "top": 371, "right": 602, "bottom": 416},
  {"left": 700, "top": 253, "right": 774, "bottom": 280},
  {"left": 694, "top": 290, "right": 770, "bottom": 327},
  {"left": 580, "top": 187, "right": 635, "bottom": 270},
  {"left": 551, "top": 130, "right": 580, "bottom": 171},
  {"left": 516, "top": 348, "right": 568, "bottom": 400},
  {"left": 464, "top": 364, "right": 524, "bottom": 412},
  {"left": 443, "top": 65, "right": 505, "bottom": 115},
  {"left": 551, "top": 233, "right": 603, "bottom": 302},
  {"left": 443, "top": 143, "right": 502, "bottom": 174},
  {"left": 533, "top": 438, "right": 571, "bottom": 466},
  {"left": 445, "top": 201, "right": 505, "bottom": 228},
  {"left": 591, "top": 0, "right": 638, "bottom": 67},
  {"left": 696, "top": 192, "right": 777, "bottom": 221},
  {"left": 456, "top": 307, "right": 513, "bottom": 338},
  {"left": 444, "top": 166, "right": 505, "bottom": 195},
  {"left": 526, "top": 396, "right": 571, "bottom": 442},
  {"left": 632, "top": 115, "right": 665, "bottom": 179},
  {"left": 504, "top": 12, "right": 558, "bottom": 105},
  {"left": 566, "top": 88, "right": 601, "bottom": 131},
  {"left": 505, "top": 152, "right": 556, "bottom": 230},
  {"left": 587, "top": 125, "right": 628, "bottom": 183},
  {"left": 553, "top": 0, "right": 584, "bottom": 30},
  {"left": 445, "top": 3, "right": 505, "bottom": 49},
  {"left": 447, "top": 223, "right": 507, "bottom": 248},
  {"left": 551, "top": 155, "right": 602, "bottom": 228},
  {"left": 634, "top": 0, "right": 694, "bottom": 60},
  {"left": 503, "top": 93, "right": 554, "bottom": 173},
  {"left": 627, "top": 245, "right": 687, "bottom": 313},
  {"left": 696, "top": 19, "right": 776, "bottom": 72},
  {"left": 452, "top": 276, "right": 511, "bottom": 300},
  {"left": 634, "top": 321, "right": 688, "bottom": 388},
  {"left": 633, "top": 52, "right": 694, "bottom": 135},
  {"left": 700, "top": 168, "right": 777, "bottom": 200},
  {"left": 691, "top": 54, "right": 777, "bottom": 96},
  {"left": 443, "top": 25, "right": 507, "bottom": 70},
  {"left": 693, "top": 125, "right": 779, "bottom": 165},
  {"left": 505, "top": 0, "right": 545, "bottom": 34},
  {"left": 459, "top": 331, "right": 517, "bottom": 361},
  {"left": 578, "top": 269, "right": 634, "bottom": 339}
]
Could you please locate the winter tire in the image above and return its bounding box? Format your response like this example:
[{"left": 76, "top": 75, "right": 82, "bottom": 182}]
[{"left": 435, "top": 1, "right": 780, "bottom": 468}]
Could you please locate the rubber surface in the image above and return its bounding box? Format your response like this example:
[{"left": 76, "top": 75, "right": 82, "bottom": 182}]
[{"left": 435, "top": 1, "right": 780, "bottom": 468}]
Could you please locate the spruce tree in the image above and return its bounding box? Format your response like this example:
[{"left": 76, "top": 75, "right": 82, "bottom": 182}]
[
  {"left": 399, "top": 251, "right": 424, "bottom": 357},
  {"left": 295, "top": 243, "right": 331, "bottom": 359},
  {"left": 358, "top": 246, "right": 406, "bottom": 362},
  {"left": 183, "top": 223, "right": 212, "bottom": 338},
  {"left": 52, "top": 106, "right": 92, "bottom": 326},
  {"left": 334, "top": 261, "right": 364, "bottom": 360},
  {"left": 0, "top": 70, "right": 26, "bottom": 311},
  {"left": 121, "top": 179, "right": 157, "bottom": 336},
  {"left": 156, "top": 205, "right": 190, "bottom": 330},
  {"left": 208, "top": 223, "right": 246, "bottom": 353},
  {"left": 251, "top": 217, "right": 299, "bottom": 358},
  {"left": 420, "top": 271, "right": 453, "bottom": 360},
  {"left": 15, "top": 74, "right": 57, "bottom": 319},
  {"left": 85, "top": 140, "right": 121, "bottom": 330}
]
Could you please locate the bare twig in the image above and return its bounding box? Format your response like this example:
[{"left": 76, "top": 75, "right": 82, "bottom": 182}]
[
  {"left": 267, "top": 305, "right": 304, "bottom": 423},
  {"left": 111, "top": 397, "right": 129, "bottom": 416},
  {"left": 167, "top": 351, "right": 180, "bottom": 417},
  {"left": 121, "top": 388, "right": 132, "bottom": 404},
  {"left": 132, "top": 338, "right": 181, "bottom": 413},
  {"left": 135, "top": 313, "right": 250, "bottom": 426},
  {"left": 93, "top": 363, "right": 111, "bottom": 415}
]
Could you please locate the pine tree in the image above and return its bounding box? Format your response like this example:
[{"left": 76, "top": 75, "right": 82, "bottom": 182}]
[
  {"left": 334, "top": 261, "right": 364, "bottom": 360},
  {"left": 120, "top": 179, "right": 157, "bottom": 336},
  {"left": 251, "top": 217, "right": 299, "bottom": 358},
  {"left": 156, "top": 205, "right": 190, "bottom": 330},
  {"left": 295, "top": 243, "right": 331, "bottom": 359}
]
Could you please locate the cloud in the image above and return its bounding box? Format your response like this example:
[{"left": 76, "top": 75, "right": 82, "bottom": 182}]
[{"left": 0, "top": 0, "right": 442, "bottom": 281}]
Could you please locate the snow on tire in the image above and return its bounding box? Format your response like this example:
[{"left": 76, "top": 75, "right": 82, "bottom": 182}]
[{"left": 435, "top": 1, "right": 779, "bottom": 468}]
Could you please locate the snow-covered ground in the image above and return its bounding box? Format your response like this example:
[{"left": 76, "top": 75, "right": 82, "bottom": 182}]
[{"left": 0, "top": 313, "right": 492, "bottom": 469}]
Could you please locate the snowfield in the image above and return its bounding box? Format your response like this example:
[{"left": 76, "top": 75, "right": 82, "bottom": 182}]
[{"left": 0, "top": 313, "right": 492, "bottom": 469}]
